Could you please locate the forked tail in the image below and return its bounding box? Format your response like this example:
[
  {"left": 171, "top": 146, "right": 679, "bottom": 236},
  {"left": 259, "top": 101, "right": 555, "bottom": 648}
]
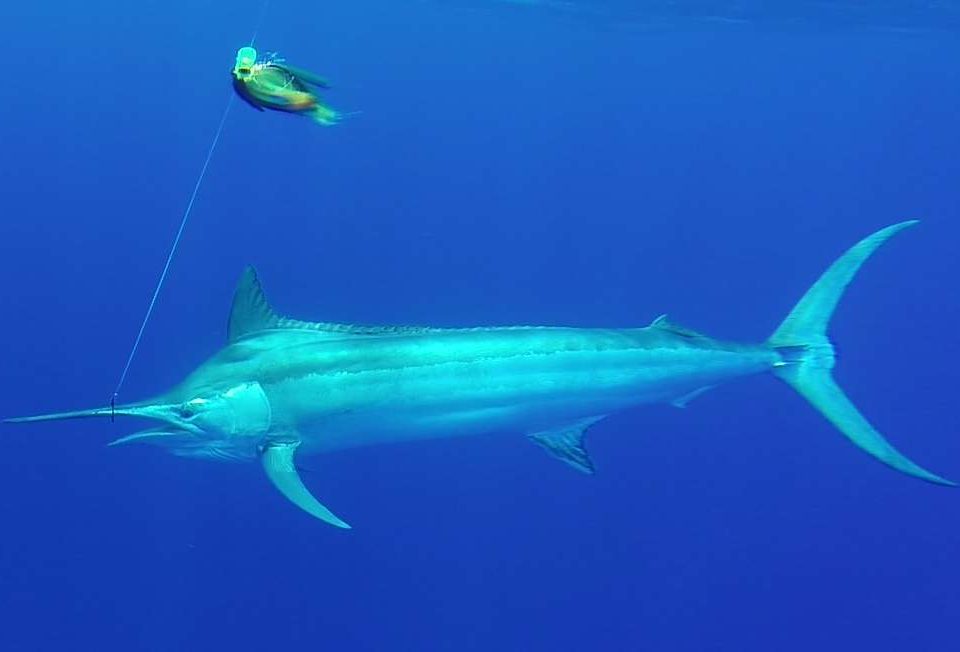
[{"left": 768, "top": 221, "right": 953, "bottom": 486}]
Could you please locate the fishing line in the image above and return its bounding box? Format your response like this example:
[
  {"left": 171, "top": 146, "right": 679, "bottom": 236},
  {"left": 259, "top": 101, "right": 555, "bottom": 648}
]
[
  {"left": 111, "top": 0, "right": 273, "bottom": 413},
  {"left": 249, "top": 0, "right": 272, "bottom": 46}
]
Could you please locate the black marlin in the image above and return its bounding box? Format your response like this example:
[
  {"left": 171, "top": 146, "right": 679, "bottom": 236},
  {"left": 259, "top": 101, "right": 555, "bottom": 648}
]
[{"left": 8, "top": 222, "right": 952, "bottom": 527}]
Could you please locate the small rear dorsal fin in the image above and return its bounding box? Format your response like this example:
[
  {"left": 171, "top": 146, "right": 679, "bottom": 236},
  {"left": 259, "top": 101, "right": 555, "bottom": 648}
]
[
  {"left": 649, "top": 314, "right": 708, "bottom": 340},
  {"left": 228, "top": 267, "right": 281, "bottom": 343}
]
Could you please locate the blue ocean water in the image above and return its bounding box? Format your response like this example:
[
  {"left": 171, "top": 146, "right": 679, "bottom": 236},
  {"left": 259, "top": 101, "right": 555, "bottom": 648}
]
[{"left": 1, "top": 1, "right": 959, "bottom": 650}]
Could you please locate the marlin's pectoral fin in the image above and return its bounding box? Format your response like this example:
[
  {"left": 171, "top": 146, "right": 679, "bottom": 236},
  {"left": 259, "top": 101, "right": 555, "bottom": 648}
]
[
  {"left": 528, "top": 417, "right": 605, "bottom": 474},
  {"left": 260, "top": 441, "right": 351, "bottom": 529}
]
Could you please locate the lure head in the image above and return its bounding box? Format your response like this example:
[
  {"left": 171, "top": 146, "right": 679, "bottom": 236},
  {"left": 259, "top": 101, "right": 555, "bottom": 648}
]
[{"left": 234, "top": 46, "right": 259, "bottom": 80}]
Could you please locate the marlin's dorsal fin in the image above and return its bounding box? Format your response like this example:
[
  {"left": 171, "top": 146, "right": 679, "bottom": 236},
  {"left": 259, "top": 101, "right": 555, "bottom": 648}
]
[
  {"left": 228, "top": 267, "right": 281, "bottom": 342},
  {"left": 261, "top": 441, "right": 351, "bottom": 528},
  {"left": 228, "top": 267, "right": 446, "bottom": 342},
  {"left": 227, "top": 267, "right": 363, "bottom": 342},
  {"left": 528, "top": 417, "right": 605, "bottom": 474}
]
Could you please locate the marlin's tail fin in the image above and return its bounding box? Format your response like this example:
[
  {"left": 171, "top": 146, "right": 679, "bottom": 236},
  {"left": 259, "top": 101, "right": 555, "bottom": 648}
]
[{"left": 768, "top": 221, "right": 953, "bottom": 486}]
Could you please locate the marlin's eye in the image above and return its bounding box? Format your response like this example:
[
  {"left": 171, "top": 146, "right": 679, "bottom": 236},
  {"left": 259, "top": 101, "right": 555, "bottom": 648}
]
[
  {"left": 179, "top": 398, "right": 207, "bottom": 419},
  {"left": 178, "top": 405, "right": 198, "bottom": 419}
]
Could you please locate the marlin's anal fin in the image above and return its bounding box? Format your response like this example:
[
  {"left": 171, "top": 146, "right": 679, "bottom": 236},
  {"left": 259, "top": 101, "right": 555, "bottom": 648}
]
[
  {"left": 260, "top": 441, "right": 351, "bottom": 528},
  {"left": 528, "top": 417, "right": 605, "bottom": 474}
]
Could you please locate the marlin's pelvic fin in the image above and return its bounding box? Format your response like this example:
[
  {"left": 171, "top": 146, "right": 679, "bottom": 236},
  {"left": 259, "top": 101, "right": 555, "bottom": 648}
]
[
  {"left": 768, "top": 221, "right": 954, "bottom": 486},
  {"left": 261, "top": 441, "right": 351, "bottom": 528}
]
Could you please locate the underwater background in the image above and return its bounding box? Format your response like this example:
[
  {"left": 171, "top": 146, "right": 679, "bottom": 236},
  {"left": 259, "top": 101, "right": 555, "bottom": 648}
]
[{"left": 1, "top": 0, "right": 959, "bottom": 649}]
